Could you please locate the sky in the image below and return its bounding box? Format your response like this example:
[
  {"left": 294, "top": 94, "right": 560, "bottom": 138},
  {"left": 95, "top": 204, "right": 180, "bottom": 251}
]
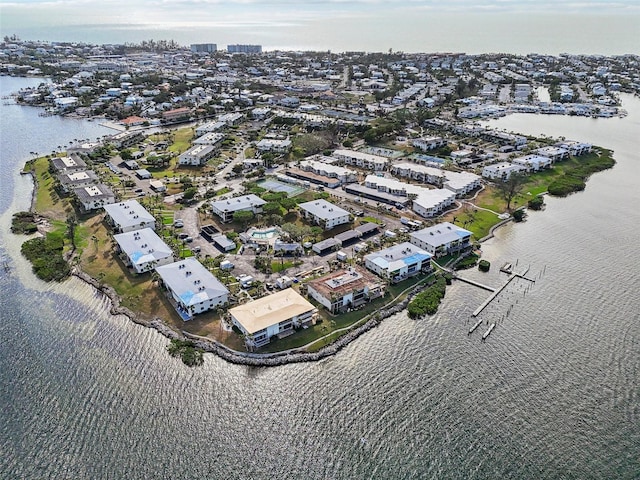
[{"left": 1, "top": 1, "right": 639, "bottom": 54}]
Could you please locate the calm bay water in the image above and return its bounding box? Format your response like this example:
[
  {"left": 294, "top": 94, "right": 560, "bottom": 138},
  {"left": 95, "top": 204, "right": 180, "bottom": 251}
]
[{"left": 1, "top": 76, "right": 639, "bottom": 479}]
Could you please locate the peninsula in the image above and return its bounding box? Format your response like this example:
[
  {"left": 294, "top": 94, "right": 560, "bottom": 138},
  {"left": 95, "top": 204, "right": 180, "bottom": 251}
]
[{"left": 5, "top": 38, "right": 626, "bottom": 365}]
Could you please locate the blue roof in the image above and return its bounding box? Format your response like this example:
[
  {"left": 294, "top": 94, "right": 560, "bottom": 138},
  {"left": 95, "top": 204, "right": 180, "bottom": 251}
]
[{"left": 403, "top": 252, "right": 431, "bottom": 265}]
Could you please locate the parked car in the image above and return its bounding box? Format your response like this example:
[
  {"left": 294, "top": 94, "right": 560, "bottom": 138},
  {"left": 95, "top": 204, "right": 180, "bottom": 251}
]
[
  {"left": 185, "top": 236, "right": 193, "bottom": 243},
  {"left": 177, "top": 232, "right": 189, "bottom": 240},
  {"left": 173, "top": 220, "right": 184, "bottom": 228}
]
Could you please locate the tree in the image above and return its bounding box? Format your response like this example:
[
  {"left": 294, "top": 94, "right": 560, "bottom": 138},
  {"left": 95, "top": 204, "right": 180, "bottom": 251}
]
[
  {"left": 262, "top": 202, "right": 281, "bottom": 216},
  {"left": 496, "top": 172, "right": 526, "bottom": 211},
  {"left": 233, "top": 210, "right": 254, "bottom": 227},
  {"left": 280, "top": 197, "right": 297, "bottom": 213},
  {"left": 66, "top": 212, "right": 77, "bottom": 251}
]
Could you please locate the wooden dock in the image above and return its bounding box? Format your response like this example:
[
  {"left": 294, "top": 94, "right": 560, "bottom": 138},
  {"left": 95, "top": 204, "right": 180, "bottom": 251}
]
[{"left": 471, "top": 268, "right": 535, "bottom": 317}]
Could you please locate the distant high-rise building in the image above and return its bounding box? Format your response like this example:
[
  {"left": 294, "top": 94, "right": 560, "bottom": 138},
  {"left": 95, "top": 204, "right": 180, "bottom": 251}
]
[
  {"left": 227, "top": 44, "right": 262, "bottom": 54},
  {"left": 190, "top": 43, "right": 217, "bottom": 53}
]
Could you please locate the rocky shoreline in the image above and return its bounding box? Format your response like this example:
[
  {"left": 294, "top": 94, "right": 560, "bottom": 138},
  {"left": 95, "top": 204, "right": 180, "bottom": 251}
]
[{"left": 72, "top": 266, "right": 436, "bottom": 367}]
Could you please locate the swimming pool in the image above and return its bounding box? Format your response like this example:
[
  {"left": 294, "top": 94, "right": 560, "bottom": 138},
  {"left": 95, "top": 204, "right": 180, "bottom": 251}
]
[{"left": 251, "top": 227, "right": 279, "bottom": 239}]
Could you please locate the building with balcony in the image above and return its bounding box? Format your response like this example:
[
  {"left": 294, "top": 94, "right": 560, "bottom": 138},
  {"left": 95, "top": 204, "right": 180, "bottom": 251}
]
[
  {"left": 103, "top": 200, "right": 156, "bottom": 233},
  {"left": 57, "top": 170, "right": 99, "bottom": 193},
  {"left": 210, "top": 194, "right": 266, "bottom": 223},
  {"left": 332, "top": 149, "right": 388, "bottom": 171},
  {"left": 364, "top": 242, "right": 433, "bottom": 283},
  {"left": 298, "top": 199, "right": 350, "bottom": 230},
  {"left": 178, "top": 145, "right": 217, "bottom": 166},
  {"left": 155, "top": 258, "right": 229, "bottom": 321},
  {"left": 74, "top": 184, "right": 115, "bottom": 211},
  {"left": 229, "top": 288, "right": 316, "bottom": 350},
  {"left": 113, "top": 228, "right": 174, "bottom": 274},
  {"left": 410, "top": 222, "right": 472, "bottom": 258},
  {"left": 306, "top": 266, "right": 385, "bottom": 314}
]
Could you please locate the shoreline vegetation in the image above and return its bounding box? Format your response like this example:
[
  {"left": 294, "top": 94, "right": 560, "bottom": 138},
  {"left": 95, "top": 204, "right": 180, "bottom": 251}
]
[
  {"left": 12, "top": 141, "right": 616, "bottom": 367},
  {"left": 6, "top": 41, "right": 619, "bottom": 365}
]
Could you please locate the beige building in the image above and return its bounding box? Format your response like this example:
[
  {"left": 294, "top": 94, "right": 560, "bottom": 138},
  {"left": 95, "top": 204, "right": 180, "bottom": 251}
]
[{"left": 229, "top": 288, "right": 317, "bottom": 350}]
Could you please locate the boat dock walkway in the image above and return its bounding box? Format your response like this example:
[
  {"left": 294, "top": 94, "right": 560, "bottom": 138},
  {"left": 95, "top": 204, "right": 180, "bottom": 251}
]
[
  {"left": 454, "top": 275, "right": 496, "bottom": 292},
  {"left": 471, "top": 268, "right": 535, "bottom": 318}
]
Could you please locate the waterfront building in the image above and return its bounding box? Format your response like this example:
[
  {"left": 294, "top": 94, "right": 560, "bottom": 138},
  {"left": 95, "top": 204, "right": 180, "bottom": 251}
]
[
  {"left": 410, "top": 222, "right": 472, "bottom": 258},
  {"left": 535, "top": 146, "right": 569, "bottom": 162},
  {"left": 103, "top": 199, "right": 156, "bottom": 233},
  {"left": 109, "top": 130, "right": 144, "bottom": 149},
  {"left": 57, "top": 170, "right": 99, "bottom": 193},
  {"left": 229, "top": 288, "right": 317, "bottom": 350},
  {"left": 210, "top": 194, "right": 266, "bottom": 223},
  {"left": 113, "top": 228, "right": 173, "bottom": 274},
  {"left": 73, "top": 184, "right": 115, "bottom": 211},
  {"left": 50, "top": 155, "right": 86, "bottom": 173},
  {"left": 195, "top": 121, "right": 226, "bottom": 136},
  {"left": 481, "top": 162, "right": 527, "bottom": 180},
  {"left": 364, "top": 242, "right": 433, "bottom": 283},
  {"left": 512, "top": 154, "right": 552, "bottom": 172},
  {"left": 217, "top": 113, "right": 244, "bottom": 126},
  {"left": 155, "top": 258, "right": 229, "bottom": 321},
  {"left": 306, "top": 266, "right": 385, "bottom": 314},
  {"left": 298, "top": 199, "right": 351, "bottom": 230},
  {"left": 193, "top": 132, "right": 225, "bottom": 148}
]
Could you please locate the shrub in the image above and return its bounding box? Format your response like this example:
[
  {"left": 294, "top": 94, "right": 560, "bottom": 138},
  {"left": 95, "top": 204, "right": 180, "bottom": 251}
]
[
  {"left": 11, "top": 211, "right": 38, "bottom": 234},
  {"left": 407, "top": 276, "right": 447, "bottom": 319},
  {"left": 512, "top": 209, "right": 525, "bottom": 222},
  {"left": 20, "top": 234, "right": 70, "bottom": 281},
  {"left": 167, "top": 339, "right": 204, "bottom": 367},
  {"left": 478, "top": 260, "right": 491, "bottom": 272},
  {"left": 528, "top": 195, "right": 545, "bottom": 210}
]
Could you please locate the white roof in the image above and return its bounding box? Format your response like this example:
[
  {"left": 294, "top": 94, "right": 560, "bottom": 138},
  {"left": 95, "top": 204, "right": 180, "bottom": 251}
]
[
  {"left": 155, "top": 258, "right": 229, "bottom": 307},
  {"left": 300, "top": 159, "right": 356, "bottom": 177},
  {"left": 211, "top": 194, "right": 266, "bottom": 213},
  {"left": 113, "top": 228, "right": 172, "bottom": 267},
  {"left": 410, "top": 222, "right": 472, "bottom": 248},
  {"left": 364, "top": 175, "right": 455, "bottom": 209},
  {"left": 229, "top": 288, "right": 315, "bottom": 335},
  {"left": 364, "top": 242, "right": 431, "bottom": 271},
  {"left": 299, "top": 199, "right": 350, "bottom": 221},
  {"left": 104, "top": 200, "right": 155, "bottom": 229},
  {"left": 333, "top": 149, "right": 387, "bottom": 164}
]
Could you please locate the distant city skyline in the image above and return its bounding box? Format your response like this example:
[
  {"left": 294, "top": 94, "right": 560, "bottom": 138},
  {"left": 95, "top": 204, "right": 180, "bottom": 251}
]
[{"left": 2, "top": 1, "right": 639, "bottom": 54}]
